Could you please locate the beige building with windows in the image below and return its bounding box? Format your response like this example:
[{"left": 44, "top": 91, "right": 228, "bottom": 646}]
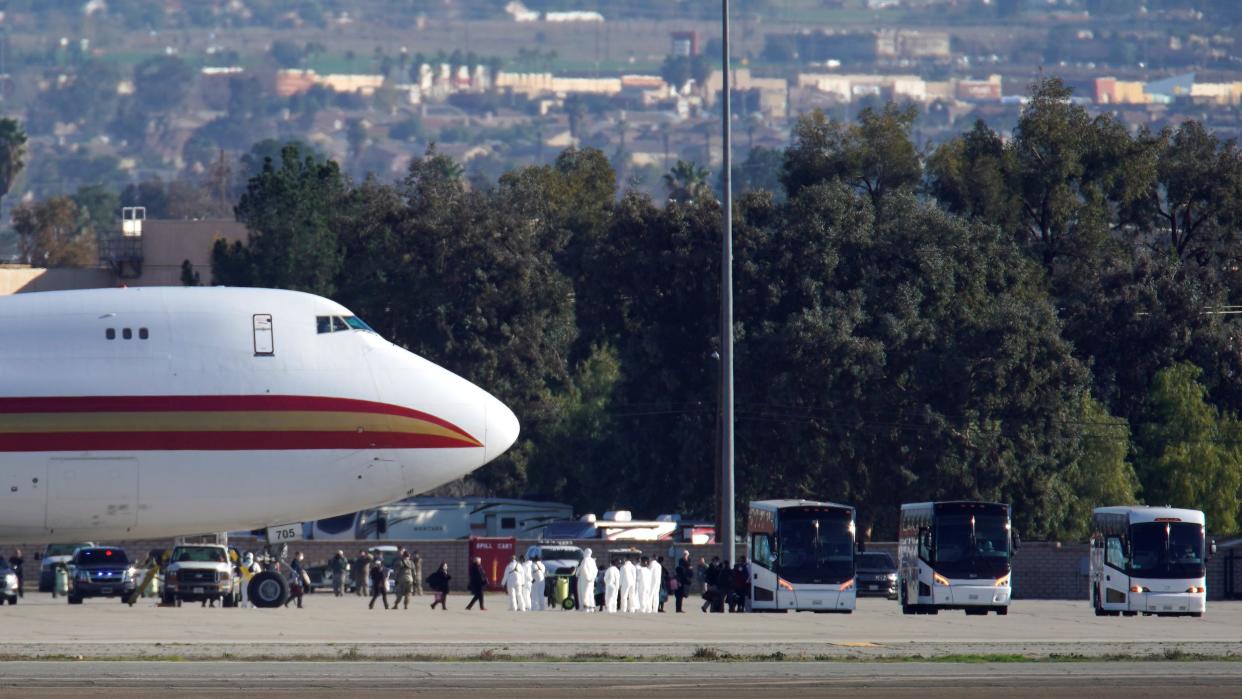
[{"left": 1, "top": 218, "right": 248, "bottom": 295}]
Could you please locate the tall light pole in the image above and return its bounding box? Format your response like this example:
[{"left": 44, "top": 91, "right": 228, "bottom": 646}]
[{"left": 719, "top": 0, "right": 735, "bottom": 563}]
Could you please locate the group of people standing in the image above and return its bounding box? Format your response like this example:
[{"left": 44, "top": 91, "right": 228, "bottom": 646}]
[
  {"left": 483, "top": 549, "right": 706, "bottom": 615},
  {"left": 334, "top": 547, "right": 449, "bottom": 611},
  {"left": 698, "top": 556, "right": 750, "bottom": 613},
  {"left": 233, "top": 546, "right": 750, "bottom": 615},
  {"left": 602, "top": 553, "right": 670, "bottom": 613},
  {"left": 499, "top": 553, "right": 550, "bottom": 611}
]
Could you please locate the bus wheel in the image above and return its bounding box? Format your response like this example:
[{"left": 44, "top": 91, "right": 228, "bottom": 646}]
[
  {"left": 964, "top": 608, "right": 986, "bottom": 616},
  {"left": 1191, "top": 612, "right": 1203, "bottom": 618},
  {"left": 1093, "top": 586, "right": 1106, "bottom": 617},
  {"left": 994, "top": 606, "right": 1008, "bottom": 616},
  {"left": 900, "top": 589, "right": 915, "bottom": 615},
  {"left": 1122, "top": 611, "right": 1137, "bottom": 617}
]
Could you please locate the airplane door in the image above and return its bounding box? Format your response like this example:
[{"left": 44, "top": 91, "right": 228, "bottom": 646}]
[
  {"left": 0, "top": 460, "right": 47, "bottom": 539},
  {"left": 253, "top": 314, "right": 274, "bottom": 356},
  {"left": 46, "top": 458, "right": 139, "bottom": 536}
]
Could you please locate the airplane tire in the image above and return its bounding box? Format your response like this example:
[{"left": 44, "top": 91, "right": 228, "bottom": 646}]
[{"left": 248, "top": 571, "right": 289, "bottom": 608}]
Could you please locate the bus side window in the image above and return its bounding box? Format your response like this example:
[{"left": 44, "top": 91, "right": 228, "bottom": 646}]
[
  {"left": 918, "top": 527, "right": 932, "bottom": 562},
  {"left": 1105, "top": 536, "right": 1127, "bottom": 570}
]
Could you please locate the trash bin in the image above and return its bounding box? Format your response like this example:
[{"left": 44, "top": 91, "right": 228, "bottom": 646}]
[
  {"left": 144, "top": 571, "right": 160, "bottom": 597},
  {"left": 552, "top": 576, "right": 569, "bottom": 608}
]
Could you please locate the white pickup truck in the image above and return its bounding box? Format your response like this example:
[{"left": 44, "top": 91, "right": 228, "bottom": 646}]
[{"left": 162, "top": 544, "right": 239, "bottom": 607}]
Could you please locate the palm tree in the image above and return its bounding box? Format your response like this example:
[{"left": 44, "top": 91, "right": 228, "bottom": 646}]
[
  {"left": 566, "top": 95, "right": 588, "bottom": 146},
  {"left": 0, "top": 118, "right": 27, "bottom": 203},
  {"left": 662, "top": 159, "right": 711, "bottom": 204}
]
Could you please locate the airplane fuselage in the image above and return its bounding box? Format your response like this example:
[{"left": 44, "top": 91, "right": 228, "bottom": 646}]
[{"left": 0, "top": 287, "right": 519, "bottom": 544}]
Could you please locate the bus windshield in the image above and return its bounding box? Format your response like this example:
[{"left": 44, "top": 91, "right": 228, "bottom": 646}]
[
  {"left": 776, "top": 509, "right": 854, "bottom": 585},
  {"left": 1129, "top": 522, "right": 1205, "bottom": 579},
  {"left": 933, "top": 514, "right": 1010, "bottom": 577}
]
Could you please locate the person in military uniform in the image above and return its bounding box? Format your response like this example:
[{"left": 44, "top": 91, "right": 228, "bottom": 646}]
[
  {"left": 393, "top": 549, "right": 416, "bottom": 610},
  {"left": 329, "top": 550, "right": 348, "bottom": 597},
  {"left": 411, "top": 550, "right": 423, "bottom": 596},
  {"left": 353, "top": 549, "right": 371, "bottom": 596}
]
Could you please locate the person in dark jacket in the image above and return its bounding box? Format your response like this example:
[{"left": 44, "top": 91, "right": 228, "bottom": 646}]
[
  {"left": 714, "top": 559, "right": 732, "bottom": 613},
  {"left": 285, "top": 552, "right": 307, "bottom": 609},
  {"left": 368, "top": 556, "right": 389, "bottom": 610},
  {"left": 428, "top": 562, "right": 451, "bottom": 610},
  {"left": 701, "top": 556, "right": 721, "bottom": 612},
  {"left": 729, "top": 561, "right": 748, "bottom": 612},
  {"left": 465, "top": 556, "right": 488, "bottom": 611},
  {"left": 657, "top": 556, "right": 670, "bottom": 613},
  {"left": 674, "top": 551, "right": 693, "bottom": 613}
]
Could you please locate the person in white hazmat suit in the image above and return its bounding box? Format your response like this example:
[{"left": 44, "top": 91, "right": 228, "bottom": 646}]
[
  {"left": 603, "top": 559, "right": 621, "bottom": 613},
  {"left": 620, "top": 557, "right": 637, "bottom": 613},
  {"left": 520, "top": 555, "right": 534, "bottom": 611},
  {"left": 239, "top": 552, "right": 262, "bottom": 608},
  {"left": 530, "top": 556, "right": 547, "bottom": 611},
  {"left": 647, "top": 558, "right": 662, "bottom": 613},
  {"left": 636, "top": 556, "right": 653, "bottom": 613},
  {"left": 502, "top": 554, "right": 523, "bottom": 611},
  {"left": 577, "top": 548, "right": 599, "bottom": 612}
]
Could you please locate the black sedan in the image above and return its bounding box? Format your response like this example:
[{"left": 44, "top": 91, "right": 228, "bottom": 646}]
[{"left": 855, "top": 552, "right": 898, "bottom": 599}]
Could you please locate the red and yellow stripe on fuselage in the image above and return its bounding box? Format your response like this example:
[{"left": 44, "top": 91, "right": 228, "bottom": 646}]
[{"left": 0, "top": 395, "right": 482, "bottom": 451}]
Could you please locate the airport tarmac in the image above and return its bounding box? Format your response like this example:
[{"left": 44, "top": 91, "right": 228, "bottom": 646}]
[
  {"left": 1, "top": 596, "right": 1240, "bottom": 661},
  {"left": 2, "top": 660, "right": 1241, "bottom": 698}
]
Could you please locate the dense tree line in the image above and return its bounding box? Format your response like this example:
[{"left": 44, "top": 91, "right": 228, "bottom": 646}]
[{"left": 212, "top": 77, "right": 1242, "bottom": 539}]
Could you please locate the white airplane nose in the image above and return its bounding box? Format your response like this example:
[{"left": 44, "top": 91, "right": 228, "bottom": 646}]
[{"left": 483, "top": 395, "right": 521, "bottom": 464}]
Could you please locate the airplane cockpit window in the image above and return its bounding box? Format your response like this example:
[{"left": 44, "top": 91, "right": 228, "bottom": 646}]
[
  {"left": 344, "top": 316, "right": 376, "bottom": 333},
  {"left": 317, "top": 315, "right": 377, "bottom": 334}
]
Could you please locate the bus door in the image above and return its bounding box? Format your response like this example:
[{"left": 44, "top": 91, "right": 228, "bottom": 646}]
[
  {"left": 749, "top": 531, "right": 779, "bottom": 610},
  {"left": 1099, "top": 532, "right": 1131, "bottom": 610}
]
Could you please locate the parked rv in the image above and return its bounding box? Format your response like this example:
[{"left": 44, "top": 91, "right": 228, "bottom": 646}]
[{"left": 306, "top": 497, "right": 572, "bottom": 541}]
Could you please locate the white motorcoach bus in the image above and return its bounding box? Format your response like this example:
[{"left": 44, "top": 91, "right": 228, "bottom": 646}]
[
  {"left": 899, "top": 501, "right": 1015, "bottom": 615},
  {"left": 1090, "top": 506, "right": 1214, "bottom": 618},
  {"left": 748, "top": 500, "right": 856, "bottom": 613}
]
